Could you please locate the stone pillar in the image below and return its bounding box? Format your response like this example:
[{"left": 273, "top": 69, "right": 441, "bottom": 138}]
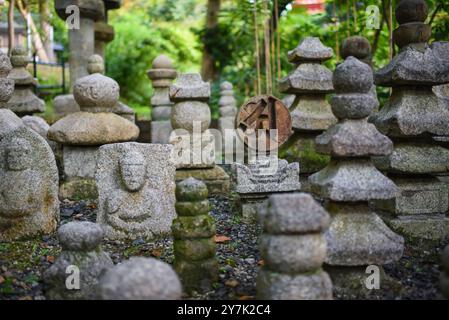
[
  {"left": 169, "top": 73, "right": 230, "bottom": 194},
  {"left": 256, "top": 193, "right": 333, "bottom": 300},
  {"left": 43, "top": 221, "right": 113, "bottom": 300},
  {"left": 441, "top": 245, "right": 449, "bottom": 299},
  {"left": 370, "top": 0, "right": 449, "bottom": 240},
  {"left": 96, "top": 257, "right": 182, "bottom": 300},
  {"left": 147, "top": 55, "right": 177, "bottom": 143},
  {"left": 172, "top": 178, "right": 218, "bottom": 294},
  {"left": 48, "top": 55, "right": 139, "bottom": 200},
  {"left": 5, "top": 47, "right": 45, "bottom": 116},
  {"left": 309, "top": 56, "right": 404, "bottom": 297},
  {"left": 278, "top": 37, "right": 337, "bottom": 189},
  {"left": 217, "top": 81, "right": 237, "bottom": 160},
  {"left": 340, "top": 36, "right": 379, "bottom": 114}
]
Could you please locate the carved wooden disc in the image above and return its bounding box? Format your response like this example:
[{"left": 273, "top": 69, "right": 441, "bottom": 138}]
[{"left": 236, "top": 95, "right": 292, "bottom": 152}]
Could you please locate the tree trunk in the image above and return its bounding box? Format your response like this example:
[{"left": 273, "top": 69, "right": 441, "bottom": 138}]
[
  {"left": 200, "top": 0, "right": 221, "bottom": 82},
  {"left": 39, "top": 0, "right": 55, "bottom": 62},
  {"left": 16, "top": 0, "right": 49, "bottom": 62},
  {"left": 8, "top": 0, "right": 15, "bottom": 55}
]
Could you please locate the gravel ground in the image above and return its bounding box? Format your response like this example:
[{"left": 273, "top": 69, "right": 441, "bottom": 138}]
[{"left": 0, "top": 196, "right": 447, "bottom": 300}]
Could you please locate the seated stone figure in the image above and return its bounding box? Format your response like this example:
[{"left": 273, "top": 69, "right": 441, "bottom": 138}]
[
  {"left": 0, "top": 109, "right": 59, "bottom": 241},
  {"left": 96, "top": 142, "right": 176, "bottom": 240}
]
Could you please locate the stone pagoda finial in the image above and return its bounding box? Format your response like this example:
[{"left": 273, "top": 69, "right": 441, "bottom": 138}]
[
  {"left": 256, "top": 193, "right": 333, "bottom": 300},
  {"left": 147, "top": 54, "right": 177, "bottom": 143},
  {"left": 309, "top": 56, "right": 404, "bottom": 297},
  {"left": 5, "top": 46, "right": 45, "bottom": 116},
  {"left": 370, "top": 0, "right": 449, "bottom": 239},
  {"left": 278, "top": 37, "right": 337, "bottom": 186},
  {"left": 341, "top": 36, "right": 372, "bottom": 66},
  {"left": 0, "top": 51, "right": 14, "bottom": 107}
]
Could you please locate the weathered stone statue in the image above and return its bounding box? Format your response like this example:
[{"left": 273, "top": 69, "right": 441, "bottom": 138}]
[
  {"left": 147, "top": 55, "right": 177, "bottom": 143},
  {"left": 44, "top": 221, "right": 113, "bottom": 300},
  {"left": 96, "top": 142, "right": 176, "bottom": 240},
  {"left": 4, "top": 46, "right": 45, "bottom": 116},
  {"left": 96, "top": 257, "right": 182, "bottom": 300},
  {"left": 257, "top": 193, "right": 332, "bottom": 300},
  {"left": 370, "top": 0, "right": 449, "bottom": 240},
  {"left": 49, "top": 55, "right": 139, "bottom": 200},
  {"left": 0, "top": 109, "right": 59, "bottom": 241},
  {"left": 279, "top": 37, "right": 337, "bottom": 188},
  {"left": 169, "top": 73, "right": 230, "bottom": 194},
  {"left": 309, "top": 56, "right": 404, "bottom": 297},
  {"left": 172, "top": 178, "right": 218, "bottom": 294},
  {"left": 233, "top": 95, "right": 300, "bottom": 221}
]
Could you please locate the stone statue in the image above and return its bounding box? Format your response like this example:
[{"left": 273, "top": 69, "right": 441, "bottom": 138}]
[
  {"left": 0, "top": 109, "right": 59, "bottom": 241},
  {"left": 96, "top": 142, "right": 176, "bottom": 240}
]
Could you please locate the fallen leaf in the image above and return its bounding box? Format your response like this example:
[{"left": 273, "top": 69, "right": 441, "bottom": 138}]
[
  {"left": 0, "top": 275, "right": 4, "bottom": 284},
  {"left": 46, "top": 256, "right": 55, "bottom": 264},
  {"left": 258, "top": 260, "right": 265, "bottom": 266},
  {"left": 214, "top": 235, "right": 231, "bottom": 243},
  {"left": 151, "top": 249, "right": 162, "bottom": 257},
  {"left": 225, "top": 279, "right": 239, "bottom": 288},
  {"left": 238, "top": 295, "right": 254, "bottom": 300}
]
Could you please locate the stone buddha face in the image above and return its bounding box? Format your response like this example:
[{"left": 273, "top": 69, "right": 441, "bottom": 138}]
[
  {"left": 6, "top": 138, "right": 31, "bottom": 171},
  {"left": 119, "top": 151, "right": 146, "bottom": 192}
]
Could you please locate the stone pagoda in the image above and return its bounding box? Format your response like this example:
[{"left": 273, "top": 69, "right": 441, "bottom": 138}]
[
  {"left": 147, "top": 55, "right": 177, "bottom": 143},
  {"left": 370, "top": 0, "right": 449, "bottom": 240},
  {"left": 95, "top": 0, "right": 121, "bottom": 59},
  {"left": 278, "top": 37, "right": 337, "bottom": 188},
  {"left": 5, "top": 46, "right": 45, "bottom": 116},
  {"left": 309, "top": 56, "right": 404, "bottom": 297},
  {"left": 169, "top": 73, "right": 230, "bottom": 194},
  {"left": 218, "top": 81, "right": 238, "bottom": 160},
  {"left": 233, "top": 95, "right": 301, "bottom": 221},
  {"left": 48, "top": 55, "right": 139, "bottom": 200}
]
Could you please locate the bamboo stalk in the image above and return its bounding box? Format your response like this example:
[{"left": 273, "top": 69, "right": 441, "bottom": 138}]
[{"left": 254, "top": 0, "right": 261, "bottom": 95}]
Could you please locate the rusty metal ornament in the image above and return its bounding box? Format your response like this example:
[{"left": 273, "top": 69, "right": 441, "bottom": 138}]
[{"left": 236, "top": 95, "right": 293, "bottom": 152}]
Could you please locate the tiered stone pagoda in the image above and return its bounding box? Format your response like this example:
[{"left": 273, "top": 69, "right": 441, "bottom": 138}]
[
  {"left": 5, "top": 47, "right": 45, "bottom": 116},
  {"left": 169, "top": 73, "right": 230, "bottom": 194},
  {"left": 48, "top": 55, "right": 139, "bottom": 200},
  {"left": 147, "top": 55, "right": 177, "bottom": 143},
  {"left": 370, "top": 0, "right": 449, "bottom": 240},
  {"left": 279, "top": 37, "right": 337, "bottom": 188},
  {"left": 309, "top": 56, "right": 404, "bottom": 296}
]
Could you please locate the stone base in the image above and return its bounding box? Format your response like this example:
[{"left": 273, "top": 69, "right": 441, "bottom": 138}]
[
  {"left": 324, "top": 265, "right": 403, "bottom": 299},
  {"left": 175, "top": 166, "right": 230, "bottom": 195},
  {"left": 151, "top": 120, "right": 172, "bottom": 144},
  {"left": 381, "top": 214, "right": 449, "bottom": 241},
  {"left": 372, "top": 176, "right": 449, "bottom": 215},
  {"left": 59, "top": 178, "right": 98, "bottom": 201},
  {"left": 256, "top": 269, "right": 333, "bottom": 300}
]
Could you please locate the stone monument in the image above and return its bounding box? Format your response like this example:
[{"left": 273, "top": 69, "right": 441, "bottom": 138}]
[
  {"left": 169, "top": 73, "right": 230, "bottom": 194},
  {"left": 4, "top": 46, "right": 45, "bottom": 116},
  {"left": 172, "top": 178, "right": 218, "bottom": 294},
  {"left": 44, "top": 221, "right": 113, "bottom": 300},
  {"left": 96, "top": 142, "right": 176, "bottom": 240},
  {"left": 48, "top": 55, "right": 139, "bottom": 200},
  {"left": 233, "top": 95, "right": 301, "bottom": 221},
  {"left": 256, "top": 193, "right": 333, "bottom": 300},
  {"left": 309, "top": 56, "right": 404, "bottom": 297},
  {"left": 147, "top": 54, "right": 177, "bottom": 143},
  {"left": 370, "top": 0, "right": 449, "bottom": 240},
  {"left": 278, "top": 37, "right": 337, "bottom": 188},
  {"left": 0, "top": 109, "right": 59, "bottom": 241},
  {"left": 218, "top": 81, "right": 238, "bottom": 160},
  {"left": 96, "top": 257, "right": 182, "bottom": 300}
]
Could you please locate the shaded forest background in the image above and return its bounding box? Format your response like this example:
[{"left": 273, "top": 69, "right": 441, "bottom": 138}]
[{"left": 1, "top": 0, "right": 449, "bottom": 119}]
